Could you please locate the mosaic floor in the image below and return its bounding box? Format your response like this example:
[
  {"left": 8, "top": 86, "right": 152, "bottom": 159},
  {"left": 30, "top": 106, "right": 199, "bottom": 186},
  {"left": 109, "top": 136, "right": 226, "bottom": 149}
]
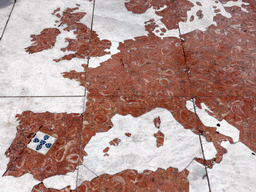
[{"left": 0, "top": 0, "right": 256, "bottom": 191}]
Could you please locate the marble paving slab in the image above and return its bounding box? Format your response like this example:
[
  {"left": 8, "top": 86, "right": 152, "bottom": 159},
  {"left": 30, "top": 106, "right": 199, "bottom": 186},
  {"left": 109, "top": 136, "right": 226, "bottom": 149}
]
[
  {"left": 0, "top": 0, "right": 93, "bottom": 96},
  {"left": 187, "top": 96, "right": 256, "bottom": 192},
  {"left": 0, "top": 97, "right": 84, "bottom": 191}
]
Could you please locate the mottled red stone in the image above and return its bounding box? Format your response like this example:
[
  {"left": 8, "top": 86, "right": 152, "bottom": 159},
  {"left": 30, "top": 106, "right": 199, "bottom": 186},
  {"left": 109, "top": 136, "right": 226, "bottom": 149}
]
[
  {"left": 196, "top": 10, "right": 203, "bottom": 19},
  {"left": 4, "top": 112, "right": 86, "bottom": 181},
  {"left": 26, "top": 6, "right": 111, "bottom": 62},
  {"left": 181, "top": 2, "right": 256, "bottom": 97},
  {"left": 52, "top": 6, "right": 111, "bottom": 62},
  {"left": 78, "top": 35, "right": 190, "bottom": 97},
  {"left": 125, "top": 0, "right": 173, "bottom": 14},
  {"left": 32, "top": 167, "right": 189, "bottom": 192},
  {"left": 156, "top": 0, "right": 194, "bottom": 30},
  {"left": 109, "top": 138, "right": 121, "bottom": 146},
  {"left": 25, "top": 28, "right": 61, "bottom": 54},
  {"left": 175, "top": 0, "right": 256, "bottom": 157},
  {"left": 195, "top": 96, "right": 256, "bottom": 155},
  {"left": 154, "top": 130, "right": 165, "bottom": 147},
  {"left": 62, "top": 64, "right": 87, "bottom": 87},
  {"left": 153, "top": 116, "right": 161, "bottom": 128},
  {"left": 125, "top": 0, "right": 193, "bottom": 30}
]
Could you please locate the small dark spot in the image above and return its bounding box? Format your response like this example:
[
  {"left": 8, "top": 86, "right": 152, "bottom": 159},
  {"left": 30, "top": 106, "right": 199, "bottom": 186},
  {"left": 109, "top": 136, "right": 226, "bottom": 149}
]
[
  {"left": 216, "top": 131, "right": 220, "bottom": 134},
  {"left": 190, "top": 15, "right": 194, "bottom": 22},
  {"left": 161, "top": 28, "right": 167, "bottom": 33},
  {"left": 152, "top": 178, "right": 155, "bottom": 182},
  {"left": 252, "top": 153, "right": 255, "bottom": 156},
  {"left": 217, "top": 123, "right": 220, "bottom": 127},
  {"left": 196, "top": 2, "right": 202, "bottom": 6},
  {"left": 196, "top": 10, "right": 204, "bottom": 19},
  {"left": 27, "top": 133, "right": 34, "bottom": 138},
  {"left": 214, "top": 9, "right": 221, "bottom": 13}
]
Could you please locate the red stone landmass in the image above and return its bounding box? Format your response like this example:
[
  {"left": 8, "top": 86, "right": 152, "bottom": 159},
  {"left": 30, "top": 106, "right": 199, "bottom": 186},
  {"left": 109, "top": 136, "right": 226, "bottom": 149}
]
[
  {"left": 153, "top": 116, "right": 161, "bottom": 128},
  {"left": 125, "top": 133, "right": 132, "bottom": 137},
  {"left": 182, "top": 3, "right": 256, "bottom": 97},
  {"left": 109, "top": 138, "right": 121, "bottom": 146},
  {"left": 59, "top": 1, "right": 256, "bottom": 169},
  {"left": 180, "top": 1, "right": 256, "bottom": 154},
  {"left": 61, "top": 64, "right": 88, "bottom": 87},
  {"left": 85, "top": 35, "right": 190, "bottom": 97},
  {"left": 62, "top": 22, "right": 233, "bottom": 172},
  {"left": 154, "top": 130, "right": 165, "bottom": 147},
  {"left": 52, "top": 7, "right": 60, "bottom": 16},
  {"left": 25, "top": 28, "right": 61, "bottom": 54},
  {"left": 103, "top": 147, "right": 110, "bottom": 153},
  {"left": 52, "top": 6, "right": 111, "bottom": 62},
  {"left": 32, "top": 167, "right": 189, "bottom": 192},
  {"left": 125, "top": 0, "right": 194, "bottom": 30},
  {"left": 25, "top": 6, "right": 111, "bottom": 62},
  {"left": 4, "top": 112, "right": 86, "bottom": 181}
]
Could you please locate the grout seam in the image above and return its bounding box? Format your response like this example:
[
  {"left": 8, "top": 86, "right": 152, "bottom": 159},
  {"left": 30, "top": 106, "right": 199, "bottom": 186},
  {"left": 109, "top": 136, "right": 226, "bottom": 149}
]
[
  {"left": 2, "top": 125, "right": 43, "bottom": 177},
  {"left": 191, "top": 99, "right": 212, "bottom": 192},
  {"left": 75, "top": 0, "right": 96, "bottom": 190},
  {"left": 82, "top": 164, "right": 98, "bottom": 177},
  {"left": 0, "top": 0, "right": 17, "bottom": 41},
  {"left": 175, "top": 3, "right": 212, "bottom": 192}
]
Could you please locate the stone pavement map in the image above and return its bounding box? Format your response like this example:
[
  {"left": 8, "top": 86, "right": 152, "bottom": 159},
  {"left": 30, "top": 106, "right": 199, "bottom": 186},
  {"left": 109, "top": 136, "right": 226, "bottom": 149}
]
[{"left": 0, "top": 0, "right": 256, "bottom": 191}]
